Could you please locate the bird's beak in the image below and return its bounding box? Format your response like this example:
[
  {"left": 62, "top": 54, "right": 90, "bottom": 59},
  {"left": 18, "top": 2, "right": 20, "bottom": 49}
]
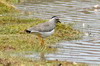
[
  {"left": 56, "top": 19, "right": 61, "bottom": 23},
  {"left": 57, "top": 20, "right": 61, "bottom": 23},
  {"left": 58, "top": 20, "right": 61, "bottom": 23}
]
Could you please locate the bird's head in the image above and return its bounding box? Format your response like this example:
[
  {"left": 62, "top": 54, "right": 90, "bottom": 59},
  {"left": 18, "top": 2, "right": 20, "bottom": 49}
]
[{"left": 51, "top": 16, "right": 61, "bottom": 23}]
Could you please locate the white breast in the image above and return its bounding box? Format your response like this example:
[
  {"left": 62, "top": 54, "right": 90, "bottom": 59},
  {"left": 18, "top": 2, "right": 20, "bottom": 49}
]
[{"left": 39, "top": 29, "right": 55, "bottom": 37}]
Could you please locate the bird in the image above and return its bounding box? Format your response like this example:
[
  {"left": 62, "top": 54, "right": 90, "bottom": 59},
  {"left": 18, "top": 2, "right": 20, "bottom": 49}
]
[{"left": 25, "top": 16, "right": 61, "bottom": 45}]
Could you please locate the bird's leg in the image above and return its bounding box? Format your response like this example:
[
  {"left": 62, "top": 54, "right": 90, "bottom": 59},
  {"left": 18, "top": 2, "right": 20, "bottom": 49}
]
[
  {"left": 38, "top": 35, "right": 44, "bottom": 45},
  {"left": 41, "top": 38, "right": 45, "bottom": 45}
]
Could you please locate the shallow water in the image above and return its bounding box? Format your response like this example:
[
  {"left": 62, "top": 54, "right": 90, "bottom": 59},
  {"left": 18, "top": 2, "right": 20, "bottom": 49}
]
[{"left": 16, "top": 0, "right": 100, "bottom": 65}]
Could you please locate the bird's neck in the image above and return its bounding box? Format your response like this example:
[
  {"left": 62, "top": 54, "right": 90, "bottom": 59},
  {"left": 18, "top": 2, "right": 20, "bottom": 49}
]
[
  {"left": 49, "top": 18, "right": 57, "bottom": 28},
  {"left": 49, "top": 18, "right": 56, "bottom": 24}
]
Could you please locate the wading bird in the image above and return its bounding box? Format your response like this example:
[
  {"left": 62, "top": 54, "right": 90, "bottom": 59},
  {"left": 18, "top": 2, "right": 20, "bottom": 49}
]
[{"left": 25, "top": 16, "right": 61, "bottom": 45}]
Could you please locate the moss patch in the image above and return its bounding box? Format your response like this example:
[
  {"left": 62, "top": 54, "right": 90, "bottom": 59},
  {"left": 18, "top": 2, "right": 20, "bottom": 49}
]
[
  {"left": 0, "top": 16, "right": 85, "bottom": 65},
  {"left": 0, "top": 1, "right": 84, "bottom": 65},
  {"left": 0, "top": 0, "right": 17, "bottom": 14},
  {"left": 0, "top": 16, "right": 82, "bottom": 53}
]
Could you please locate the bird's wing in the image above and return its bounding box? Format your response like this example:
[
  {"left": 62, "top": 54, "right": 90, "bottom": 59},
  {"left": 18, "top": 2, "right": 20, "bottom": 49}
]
[{"left": 28, "top": 22, "right": 55, "bottom": 32}]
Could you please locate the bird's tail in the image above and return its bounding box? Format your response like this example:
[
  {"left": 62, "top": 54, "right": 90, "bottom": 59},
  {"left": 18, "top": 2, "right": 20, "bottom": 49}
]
[{"left": 25, "top": 30, "right": 31, "bottom": 33}]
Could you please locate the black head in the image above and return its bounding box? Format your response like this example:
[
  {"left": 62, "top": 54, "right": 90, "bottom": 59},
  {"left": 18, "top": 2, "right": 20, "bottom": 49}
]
[
  {"left": 51, "top": 16, "right": 58, "bottom": 18},
  {"left": 51, "top": 16, "right": 61, "bottom": 23}
]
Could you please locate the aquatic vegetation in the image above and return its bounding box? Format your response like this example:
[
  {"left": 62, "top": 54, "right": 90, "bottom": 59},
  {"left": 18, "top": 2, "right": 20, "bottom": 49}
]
[
  {"left": 0, "top": 16, "right": 82, "bottom": 52},
  {"left": 0, "top": 51, "right": 87, "bottom": 66},
  {"left": 0, "top": 1, "right": 85, "bottom": 65},
  {"left": 0, "top": 0, "right": 17, "bottom": 14},
  {"left": 0, "top": 16, "right": 84, "bottom": 66}
]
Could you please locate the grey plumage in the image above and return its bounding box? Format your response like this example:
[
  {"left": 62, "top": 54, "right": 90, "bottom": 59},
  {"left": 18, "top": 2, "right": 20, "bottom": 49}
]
[
  {"left": 25, "top": 16, "right": 61, "bottom": 37},
  {"left": 27, "top": 19, "right": 55, "bottom": 32}
]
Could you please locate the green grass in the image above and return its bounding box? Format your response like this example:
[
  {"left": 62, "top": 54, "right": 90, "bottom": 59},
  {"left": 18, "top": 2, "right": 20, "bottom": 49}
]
[
  {"left": 0, "top": 1, "right": 86, "bottom": 65},
  {"left": 0, "top": 16, "right": 82, "bottom": 52},
  {"left": 0, "top": 0, "right": 18, "bottom": 14},
  {"left": 0, "top": 16, "right": 83, "bottom": 66}
]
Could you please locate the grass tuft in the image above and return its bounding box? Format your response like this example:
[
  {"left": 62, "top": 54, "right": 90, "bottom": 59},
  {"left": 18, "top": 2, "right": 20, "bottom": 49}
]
[
  {"left": 0, "top": 16, "right": 82, "bottom": 52},
  {"left": 0, "top": 1, "right": 85, "bottom": 65}
]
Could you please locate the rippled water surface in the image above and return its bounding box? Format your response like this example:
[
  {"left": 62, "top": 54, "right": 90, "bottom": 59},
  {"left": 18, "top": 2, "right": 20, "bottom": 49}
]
[{"left": 16, "top": 0, "right": 100, "bottom": 65}]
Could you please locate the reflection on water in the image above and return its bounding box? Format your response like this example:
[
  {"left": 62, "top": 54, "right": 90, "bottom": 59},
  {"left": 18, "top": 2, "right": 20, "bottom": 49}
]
[{"left": 15, "top": 0, "right": 100, "bottom": 65}]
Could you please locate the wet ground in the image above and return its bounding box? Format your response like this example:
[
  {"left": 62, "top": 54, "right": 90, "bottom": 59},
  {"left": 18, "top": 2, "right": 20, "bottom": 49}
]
[{"left": 15, "top": 0, "right": 100, "bottom": 65}]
